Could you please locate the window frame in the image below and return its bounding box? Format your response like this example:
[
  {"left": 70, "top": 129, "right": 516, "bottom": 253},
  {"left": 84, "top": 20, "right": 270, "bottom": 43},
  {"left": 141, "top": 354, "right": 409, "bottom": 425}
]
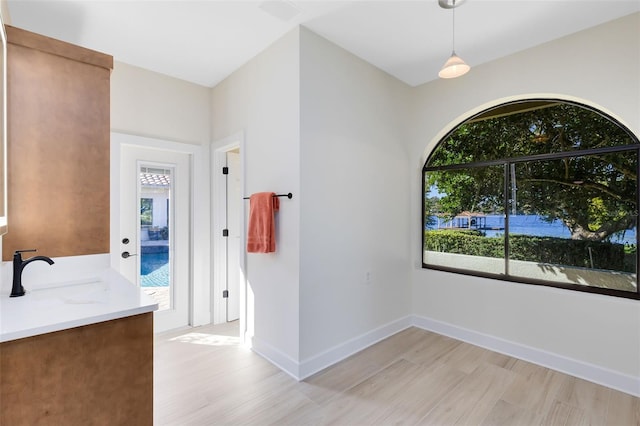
[{"left": 422, "top": 99, "right": 640, "bottom": 300}]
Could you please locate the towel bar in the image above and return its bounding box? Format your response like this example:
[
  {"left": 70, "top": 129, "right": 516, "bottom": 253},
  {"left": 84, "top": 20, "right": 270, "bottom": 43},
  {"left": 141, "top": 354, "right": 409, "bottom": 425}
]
[{"left": 243, "top": 192, "right": 293, "bottom": 200}]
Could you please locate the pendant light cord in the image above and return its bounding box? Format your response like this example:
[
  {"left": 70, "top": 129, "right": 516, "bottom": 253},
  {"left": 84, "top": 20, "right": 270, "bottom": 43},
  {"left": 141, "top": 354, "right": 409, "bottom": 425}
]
[{"left": 452, "top": 0, "right": 456, "bottom": 53}]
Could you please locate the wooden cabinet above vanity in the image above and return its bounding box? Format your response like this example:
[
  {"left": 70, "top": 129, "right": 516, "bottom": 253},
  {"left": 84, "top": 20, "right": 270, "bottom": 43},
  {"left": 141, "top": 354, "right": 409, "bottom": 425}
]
[{"left": 2, "top": 25, "right": 113, "bottom": 260}]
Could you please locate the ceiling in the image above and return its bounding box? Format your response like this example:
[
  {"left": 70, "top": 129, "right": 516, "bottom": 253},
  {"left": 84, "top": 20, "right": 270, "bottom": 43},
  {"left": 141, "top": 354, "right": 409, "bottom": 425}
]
[{"left": 5, "top": 1, "right": 640, "bottom": 88}]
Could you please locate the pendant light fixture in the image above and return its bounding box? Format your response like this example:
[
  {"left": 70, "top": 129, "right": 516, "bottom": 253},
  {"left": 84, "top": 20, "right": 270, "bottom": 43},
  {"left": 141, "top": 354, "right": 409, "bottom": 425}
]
[{"left": 438, "top": 0, "right": 470, "bottom": 79}]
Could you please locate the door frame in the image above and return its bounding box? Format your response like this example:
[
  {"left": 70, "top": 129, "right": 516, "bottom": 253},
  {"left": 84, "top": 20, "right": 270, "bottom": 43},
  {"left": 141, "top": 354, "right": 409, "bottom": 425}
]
[
  {"left": 211, "top": 132, "right": 247, "bottom": 336},
  {"left": 111, "top": 132, "right": 211, "bottom": 328}
]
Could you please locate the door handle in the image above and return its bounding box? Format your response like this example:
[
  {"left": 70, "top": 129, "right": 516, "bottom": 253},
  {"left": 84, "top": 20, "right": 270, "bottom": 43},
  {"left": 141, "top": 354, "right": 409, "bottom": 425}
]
[{"left": 121, "top": 251, "right": 137, "bottom": 259}]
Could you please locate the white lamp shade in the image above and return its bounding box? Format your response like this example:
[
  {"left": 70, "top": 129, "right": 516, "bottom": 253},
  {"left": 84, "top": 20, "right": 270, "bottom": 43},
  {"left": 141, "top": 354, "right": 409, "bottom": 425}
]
[{"left": 438, "top": 52, "right": 470, "bottom": 79}]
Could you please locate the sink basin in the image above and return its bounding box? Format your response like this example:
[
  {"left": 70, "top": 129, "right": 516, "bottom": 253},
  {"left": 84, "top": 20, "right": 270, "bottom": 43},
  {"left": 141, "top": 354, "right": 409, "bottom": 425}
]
[{"left": 30, "top": 278, "right": 108, "bottom": 304}]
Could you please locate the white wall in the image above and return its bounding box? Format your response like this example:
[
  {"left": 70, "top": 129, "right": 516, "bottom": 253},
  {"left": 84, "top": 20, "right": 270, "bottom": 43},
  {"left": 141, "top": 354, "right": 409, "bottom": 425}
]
[
  {"left": 299, "top": 28, "right": 412, "bottom": 362},
  {"left": 1, "top": 0, "right": 11, "bottom": 25},
  {"left": 211, "top": 29, "right": 301, "bottom": 367},
  {"left": 111, "top": 61, "right": 210, "bottom": 145},
  {"left": 409, "top": 13, "right": 640, "bottom": 388},
  {"left": 209, "top": 27, "right": 414, "bottom": 376}
]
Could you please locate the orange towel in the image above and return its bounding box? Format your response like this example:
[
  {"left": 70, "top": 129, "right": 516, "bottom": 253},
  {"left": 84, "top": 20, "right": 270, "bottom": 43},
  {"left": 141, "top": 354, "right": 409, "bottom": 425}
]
[{"left": 247, "top": 192, "right": 279, "bottom": 253}]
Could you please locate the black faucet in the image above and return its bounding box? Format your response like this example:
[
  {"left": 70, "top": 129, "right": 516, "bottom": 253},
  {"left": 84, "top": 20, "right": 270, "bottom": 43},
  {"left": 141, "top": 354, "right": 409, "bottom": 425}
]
[{"left": 11, "top": 249, "right": 55, "bottom": 297}]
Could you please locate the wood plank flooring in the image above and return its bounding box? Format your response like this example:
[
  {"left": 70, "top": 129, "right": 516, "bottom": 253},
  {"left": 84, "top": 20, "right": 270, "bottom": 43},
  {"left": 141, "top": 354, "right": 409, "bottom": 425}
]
[{"left": 154, "top": 322, "right": 639, "bottom": 425}]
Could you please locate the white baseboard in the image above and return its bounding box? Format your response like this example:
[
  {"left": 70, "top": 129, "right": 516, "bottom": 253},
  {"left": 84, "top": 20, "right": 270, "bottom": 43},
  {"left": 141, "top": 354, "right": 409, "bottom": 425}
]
[
  {"left": 412, "top": 315, "right": 640, "bottom": 398},
  {"left": 251, "top": 316, "right": 413, "bottom": 381},
  {"left": 252, "top": 315, "right": 639, "bottom": 397},
  {"left": 250, "top": 336, "right": 301, "bottom": 380},
  {"left": 298, "top": 316, "right": 413, "bottom": 380}
]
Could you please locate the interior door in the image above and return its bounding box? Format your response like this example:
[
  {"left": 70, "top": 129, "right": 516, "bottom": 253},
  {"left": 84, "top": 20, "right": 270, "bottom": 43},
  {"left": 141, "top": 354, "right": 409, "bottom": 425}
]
[
  {"left": 120, "top": 144, "right": 191, "bottom": 332},
  {"left": 226, "top": 151, "right": 241, "bottom": 321}
]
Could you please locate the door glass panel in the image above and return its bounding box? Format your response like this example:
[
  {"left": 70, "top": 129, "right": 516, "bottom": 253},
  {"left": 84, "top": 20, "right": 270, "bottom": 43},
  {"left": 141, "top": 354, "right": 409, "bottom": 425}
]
[
  {"left": 139, "top": 166, "right": 172, "bottom": 310},
  {"left": 509, "top": 152, "right": 638, "bottom": 292}
]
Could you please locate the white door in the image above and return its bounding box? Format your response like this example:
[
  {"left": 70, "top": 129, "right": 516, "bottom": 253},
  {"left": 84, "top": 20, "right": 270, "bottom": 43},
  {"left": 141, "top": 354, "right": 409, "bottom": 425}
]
[
  {"left": 226, "top": 151, "right": 241, "bottom": 321},
  {"left": 120, "top": 145, "right": 190, "bottom": 332}
]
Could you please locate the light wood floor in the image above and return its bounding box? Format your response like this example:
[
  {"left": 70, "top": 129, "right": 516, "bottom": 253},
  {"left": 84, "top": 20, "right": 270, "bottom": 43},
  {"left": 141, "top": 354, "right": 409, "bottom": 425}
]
[{"left": 154, "top": 322, "right": 639, "bottom": 425}]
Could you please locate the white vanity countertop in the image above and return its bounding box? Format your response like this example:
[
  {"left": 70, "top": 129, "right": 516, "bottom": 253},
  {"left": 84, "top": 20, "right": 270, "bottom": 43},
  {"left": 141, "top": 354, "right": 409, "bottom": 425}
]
[{"left": 0, "top": 268, "right": 158, "bottom": 343}]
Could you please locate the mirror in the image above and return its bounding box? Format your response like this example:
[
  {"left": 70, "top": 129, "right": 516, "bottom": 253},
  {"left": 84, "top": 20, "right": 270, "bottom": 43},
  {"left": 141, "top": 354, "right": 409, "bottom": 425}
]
[{"left": 0, "top": 14, "right": 7, "bottom": 235}]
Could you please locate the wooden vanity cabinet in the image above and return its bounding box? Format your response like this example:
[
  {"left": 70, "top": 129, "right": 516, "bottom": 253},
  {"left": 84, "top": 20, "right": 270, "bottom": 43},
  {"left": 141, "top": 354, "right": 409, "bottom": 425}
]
[{"left": 0, "top": 313, "right": 153, "bottom": 425}]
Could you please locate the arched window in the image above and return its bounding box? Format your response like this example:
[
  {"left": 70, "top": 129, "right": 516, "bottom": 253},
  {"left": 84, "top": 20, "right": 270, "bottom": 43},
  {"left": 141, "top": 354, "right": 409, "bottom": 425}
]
[{"left": 422, "top": 99, "right": 640, "bottom": 299}]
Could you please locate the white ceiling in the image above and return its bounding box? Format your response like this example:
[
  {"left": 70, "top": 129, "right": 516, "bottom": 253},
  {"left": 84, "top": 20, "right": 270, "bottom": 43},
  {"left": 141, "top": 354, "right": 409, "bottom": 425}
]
[{"left": 6, "top": 0, "right": 640, "bottom": 88}]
